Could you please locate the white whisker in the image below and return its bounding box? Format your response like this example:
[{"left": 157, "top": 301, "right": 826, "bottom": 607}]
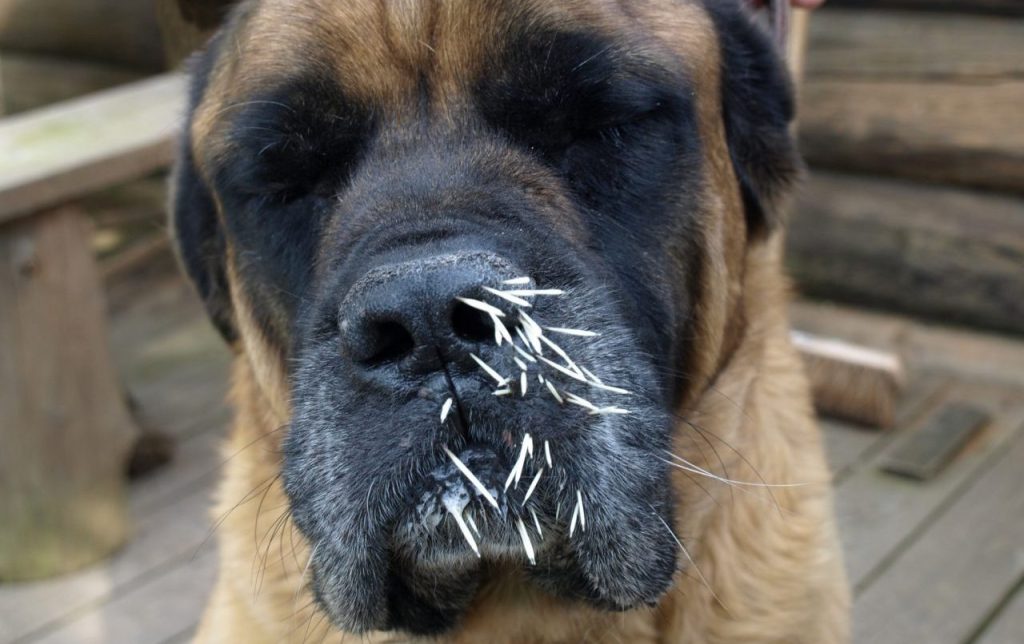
[
  {"left": 650, "top": 505, "right": 723, "bottom": 608},
  {"left": 443, "top": 446, "right": 499, "bottom": 509},
  {"left": 516, "top": 517, "right": 536, "bottom": 565},
  {"left": 662, "top": 452, "right": 808, "bottom": 488}
]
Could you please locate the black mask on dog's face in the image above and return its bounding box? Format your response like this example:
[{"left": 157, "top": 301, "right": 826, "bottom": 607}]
[{"left": 172, "top": 0, "right": 795, "bottom": 635}]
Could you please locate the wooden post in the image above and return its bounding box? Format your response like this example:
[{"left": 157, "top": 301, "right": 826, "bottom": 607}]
[{"left": 0, "top": 207, "right": 135, "bottom": 580}]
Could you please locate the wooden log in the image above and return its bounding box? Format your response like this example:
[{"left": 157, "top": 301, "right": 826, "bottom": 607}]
[
  {"left": 0, "top": 53, "right": 144, "bottom": 116},
  {"left": 805, "top": 10, "right": 1024, "bottom": 81},
  {"left": 800, "top": 79, "right": 1024, "bottom": 195},
  {"left": 786, "top": 171, "right": 1024, "bottom": 335},
  {"left": 827, "top": 0, "right": 1024, "bottom": 16},
  {"left": 0, "top": 207, "right": 136, "bottom": 581},
  {"left": 800, "top": 9, "right": 1024, "bottom": 193},
  {"left": 0, "top": 0, "right": 164, "bottom": 71}
]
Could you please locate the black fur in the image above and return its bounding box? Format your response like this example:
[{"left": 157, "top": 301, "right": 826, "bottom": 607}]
[
  {"left": 170, "top": 0, "right": 797, "bottom": 636},
  {"left": 705, "top": 0, "right": 800, "bottom": 234}
]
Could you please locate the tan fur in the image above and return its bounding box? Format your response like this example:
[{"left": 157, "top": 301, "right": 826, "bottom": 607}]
[{"left": 192, "top": 1, "right": 850, "bottom": 641}]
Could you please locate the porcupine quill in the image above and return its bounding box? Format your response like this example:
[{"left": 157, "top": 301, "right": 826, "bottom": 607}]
[{"left": 440, "top": 277, "right": 632, "bottom": 560}]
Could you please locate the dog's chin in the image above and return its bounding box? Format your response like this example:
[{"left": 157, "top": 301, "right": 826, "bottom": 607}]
[{"left": 299, "top": 433, "right": 680, "bottom": 636}]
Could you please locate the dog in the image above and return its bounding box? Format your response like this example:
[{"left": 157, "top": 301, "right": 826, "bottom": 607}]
[{"left": 170, "top": 0, "right": 850, "bottom": 641}]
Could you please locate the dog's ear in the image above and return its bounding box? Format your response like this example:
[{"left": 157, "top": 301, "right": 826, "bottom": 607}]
[
  {"left": 169, "top": 32, "right": 238, "bottom": 344},
  {"left": 707, "top": 2, "right": 801, "bottom": 236}
]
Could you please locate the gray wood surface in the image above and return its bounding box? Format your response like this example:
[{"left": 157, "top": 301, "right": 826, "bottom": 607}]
[
  {"left": 0, "top": 74, "right": 184, "bottom": 223},
  {"left": 975, "top": 583, "right": 1024, "bottom": 644},
  {"left": 853, "top": 427, "right": 1024, "bottom": 644},
  {"left": 835, "top": 380, "right": 1024, "bottom": 591}
]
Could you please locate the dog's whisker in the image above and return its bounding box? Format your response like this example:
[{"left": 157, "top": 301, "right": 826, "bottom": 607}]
[
  {"left": 516, "top": 517, "right": 537, "bottom": 565},
  {"left": 457, "top": 296, "right": 505, "bottom": 317},
  {"left": 470, "top": 353, "right": 509, "bottom": 386},
  {"left": 443, "top": 446, "right": 499, "bottom": 509},
  {"left": 649, "top": 505, "right": 726, "bottom": 610},
  {"left": 484, "top": 286, "right": 532, "bottom": 307},
  {"left": 523, "top": 468, "right": 544, "bottom": 503},
  {"left": 440, "top": 397, "right": 454, "bottom": 423},
  {"left": 544, "top": 326, "right": 599, "bottom": 337},
  {"left": 661, "top": 453, "right": 807, "bottom": 488}
]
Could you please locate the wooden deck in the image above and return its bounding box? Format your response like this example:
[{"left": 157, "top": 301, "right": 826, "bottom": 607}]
[{"left": 2, "top": 260, "right": 1023, "bottom": 644}]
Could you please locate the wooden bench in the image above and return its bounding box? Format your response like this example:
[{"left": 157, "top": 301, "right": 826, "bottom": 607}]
[{"left": 0, "top": 74, "right": 184, "bottom": 581}]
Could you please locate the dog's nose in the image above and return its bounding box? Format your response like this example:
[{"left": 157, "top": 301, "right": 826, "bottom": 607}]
[{"left": 339, "top": 252, "right": 520, "bottom": 373}]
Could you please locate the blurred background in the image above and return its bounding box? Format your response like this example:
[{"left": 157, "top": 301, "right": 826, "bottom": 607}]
[{"left": 0, "top": 1, "right": 1022, "bottom": 643}]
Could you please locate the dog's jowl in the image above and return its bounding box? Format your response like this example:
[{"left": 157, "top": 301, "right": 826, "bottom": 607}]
[{"left": 171, "top": 0, "right": 850, "bottom": 641}]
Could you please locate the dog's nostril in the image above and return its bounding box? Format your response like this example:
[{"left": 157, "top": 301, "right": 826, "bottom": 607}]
[
  {"left": 451, "top": 300, "right": 494, "bottom": 344},
  {"left": 362, "top": 319, "right": 416, "bottom": 365}
]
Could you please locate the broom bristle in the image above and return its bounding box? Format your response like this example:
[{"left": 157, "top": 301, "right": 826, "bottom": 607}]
[{"left": 791, "top": 331, "right": 905, "bottom": 429}]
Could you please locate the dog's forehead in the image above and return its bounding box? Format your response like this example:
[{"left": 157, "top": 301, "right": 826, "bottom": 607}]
[{"left": 198, "top": 0, "right": 719, "bottom": 123}]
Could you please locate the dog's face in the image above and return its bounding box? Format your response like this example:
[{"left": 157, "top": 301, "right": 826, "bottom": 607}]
[{"left": 173, "top": 0, "right": 795, "bottom": 635}]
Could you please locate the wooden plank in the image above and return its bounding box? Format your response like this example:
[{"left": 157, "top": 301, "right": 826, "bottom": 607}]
[
  {"left": 29, "top": 546, "right": 218, "bottom": 644},
  {"left": 0, "top": 209, "right": 136, "bottom": 581},
  {"left": 975, "top": 582, "right": 1024, "bottom": 644},
  {"left": 0, "top": 74, "right": 184, "bottom": 223},
  {"left": 787, "top": 172, "right": 1024, "bottom": 335},
  {"left": 881, "top": 403, "right": 990, "bottom": 481},
  {"left": 852, "top": 428, "right": 1024, "bottom": 644},
  {"left": 0, "top": 475, "right": 217, "bottom": 642},
  {"left": 807, "top": 10, "right": 1024, "bottom": 81},
  {"left": 799, "top": 80, "right": 1024, "bottom": 195},
  {"left": 834, "top": 380, "right": 1024, "bottom": 591}
]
